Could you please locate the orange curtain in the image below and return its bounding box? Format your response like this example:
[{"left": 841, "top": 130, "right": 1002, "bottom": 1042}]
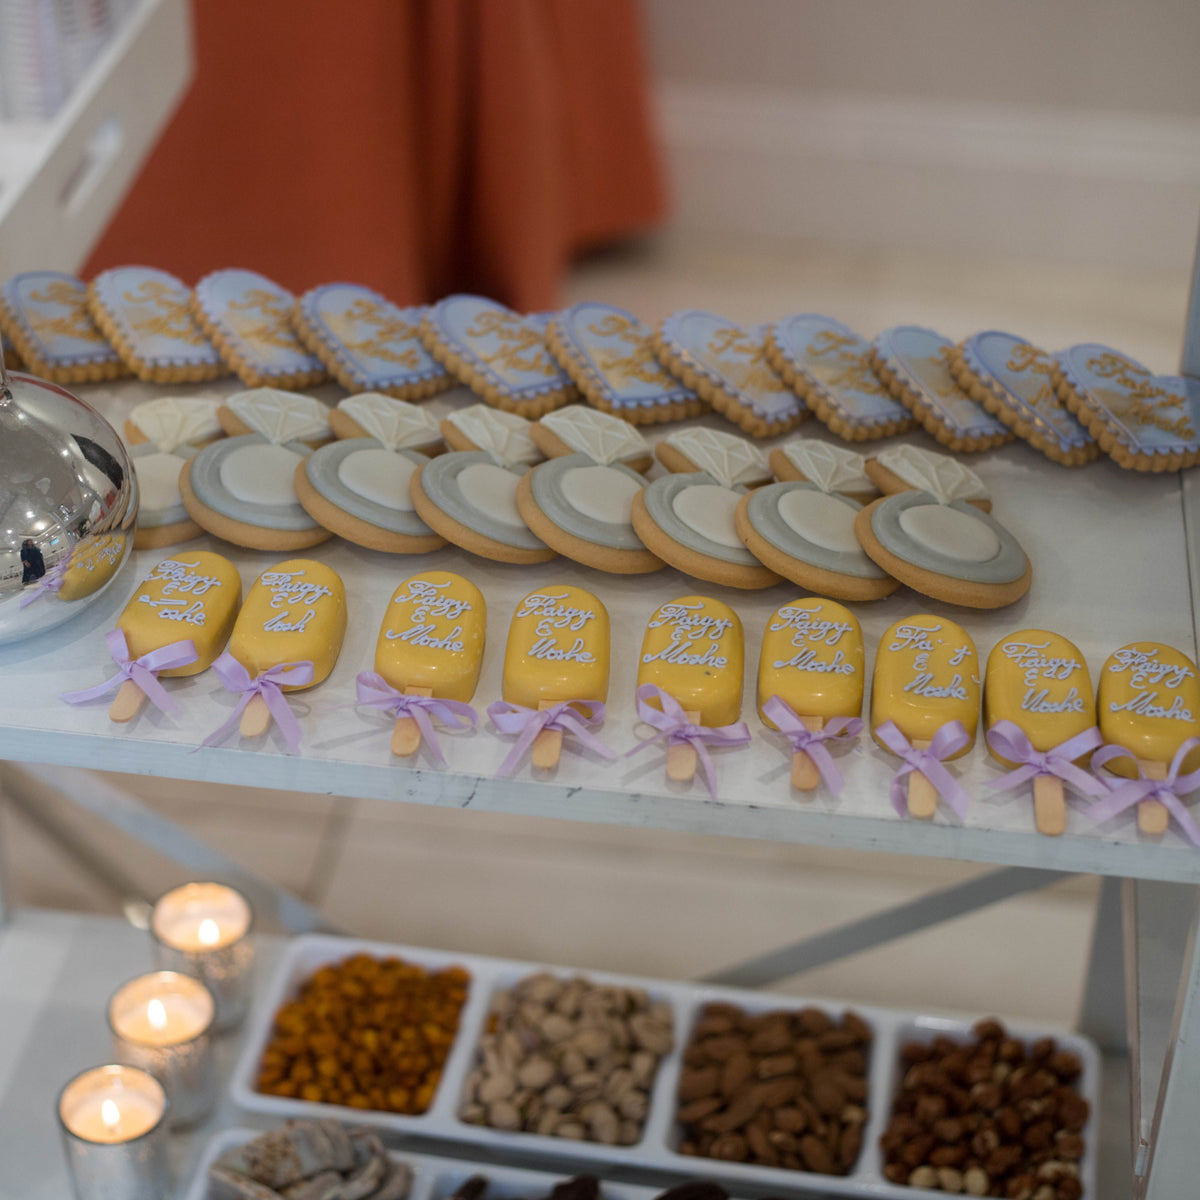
[{"left": 83, "top": 0, "right": 666, "bottom": 312}]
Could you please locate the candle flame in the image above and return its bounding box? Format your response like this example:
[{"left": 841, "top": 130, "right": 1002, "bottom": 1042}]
[
  {"left": 198, "top": 918, "right": 220, "bottom": 946},
  {"left": 147, "top": 998, "right": 167, "bottom": 1030},
  {"left": 101, "top": 1099, "right": 120, "bottom": 1130}
]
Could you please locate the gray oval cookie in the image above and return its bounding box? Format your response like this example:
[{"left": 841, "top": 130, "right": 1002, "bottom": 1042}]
[
  {"left": 527, "top": 454, "right": 647, "bottom": 551},
  {"left": 640, "top": 471, "right": 761, "bottom": 566},
  {"left": 188, "top": 433, "right": 322, "bottom": 532},
  {"left": 418, "top": 451, "right": 548, "bottom": 551},
  {"left": 302, "top": 438, "right": 436, "bottom": 537}
]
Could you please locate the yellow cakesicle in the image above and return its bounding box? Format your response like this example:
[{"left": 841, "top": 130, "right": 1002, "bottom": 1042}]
[
  {"left": 1098, "top": 641, "right": 1200, "bottom": 836},
  {"left": 502, "top": 586, "right": 610, "bottom": 768},
  {"left": 984, "top": 629, "right": 1095, "bottom": 837},
  {"left": 229, "top": 558, "right": 347, "bottom": 737},
  {"left": 375, "top": 570, "right": 486, "bottom": 756},
  {"left": 872, "top": 614, "right": 979, "bottom": 819},
  {"left": 107, "top": 551, "right": 242, "bottom": 723},
  {"left": 56, "top": 533, "right": 128, "bottom": 601},
  {"left": 758, "top": 598, "right": 863, "bottom": 791},
  {"left": 639, "top": 595, "right": 744, "bottom": 784}
]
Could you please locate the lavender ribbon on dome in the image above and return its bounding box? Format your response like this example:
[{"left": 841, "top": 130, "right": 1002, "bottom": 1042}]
[
  {"left": 487, "top": 698, "right": 615, "bottom": 777},
  {"left": 60, "top": 628, "right": 198, "bottom": 715},
  {"left": 1089, "top": 736, "right": 1200, "bottom": 847},
  {"left": 199, "top": 653, "right": 314, "bottom": 755},
  {"left": 625, "top": 683, "right": 751, "bottom": 799},
  {"left": 355, "top": 670, "right": 478, "bottom": 767},
  {"left": 875, "top": 718, "right": 971, "bottom": 819},
  {"left": 761, "top": 695, "right": 862, "bottom": 795},
  {"left": 19, "top": 560, "right": 68, "bottom": 608},
  {"left": 984, "top": 720, "right": 1106, "bottom": 798}
]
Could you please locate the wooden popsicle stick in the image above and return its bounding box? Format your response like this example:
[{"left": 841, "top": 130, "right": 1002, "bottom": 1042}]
[
  {"left": 907, "top": 738, "right": 939, "bottom": 820},
  {"left": 391, "top": 686, "right": 433, "bottom": 757},
  {"left": 531, "top": 699, "right": 563, "bottom": 770},
  {"left": 1033, "top": 774, "right": 1066, "bottom": 837},
  {"left": 109, "top": 679, "right": 147, "bottom": 724},
  {"left": 791, "top": 715, "right": 824, "bottom": 792},
  {"left": 667, "top": 710, "right": 701, "bottom": 783},
  {"left": 1138, "top": 759, "right": 1169, "bottom": 836},
  {"left": 240, "top": 694, "right": 271, "bottom": 737}
]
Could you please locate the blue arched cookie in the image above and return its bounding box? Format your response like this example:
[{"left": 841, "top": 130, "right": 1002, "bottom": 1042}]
[
  {"left": 420, "top": 294, "right": 579, "bottom": 418},
  {"left": 0, "top": 270, "right": 126, "bottom": 382},
  {"left": 192, "top": 269, "right": 326, "bottom": 389},
  {"left": 545, "top": 302, "right": 702, "bottom": 425},
  {"left": 87, "top": 267, "right": 227, "bottom": 383},
  {"left": 868, "top": 325, "right": 1012, "bottom": 452},
  {"left": 653, "top": 310, "right": 806, "bottom": 438},
  {"left": 765, "top": 314, "right": 913, "bottom": 442},
  {"left": 292, "top": 283, "right": 453, "bottom": 399},
  {"left": 1053, "top": 344, "right": 1200, "bottom": 472},
  {"left": 949, "top": 331, "right": 1097, "bottom": 466}
]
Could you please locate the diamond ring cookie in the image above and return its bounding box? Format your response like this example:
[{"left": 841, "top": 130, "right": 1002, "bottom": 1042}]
[
  {"left": 768, "top": 438, "right": 878, "bottom": 503},
  {"left": 632, "top": 427, "right": 780, "bottom": 589},
  {"left": 191, "top": 269, "right": 326, "bottom": 390},
  {"left": 123, "top": 396, "right": 225, "bottom": 549},
  {"left": 764, "top": 314, "right": 914, "bottom": 442},
  {"left": 516, "top": 407, "right": 664, "bottom": 574},
  {"left": 737, "top": 440, "right": 899, "bottom": 601},
  {"left": 217, "top": 386, "right": 331, "bottom": 446},
  {"left": 868, "top": 325, "right": 1013, "bottom": 452},
  {"left": 0, "top": 270, "right": 127, "bottom": 383},
  {"left": 854, "top": 459, "right": 1031, "bottom": 609},
  {"left": 1052, "top": 345, "right": 1200, "bottom": 472},
  {"left": 420, "top": 295, "right": 579, "bottom": 417},
  {"left": 295, "top": 396, "right": 446, "bottom": 554},
  {"left": 545, "top": 302, "right": 704, "bottom": 425},
  {"left": 864, "top": 444, "right": 991, "bottom": 511},
  {"left": 292, "top": 283, "right": 453, "bottom": 400},
  {"left": 181, "top": 391, "right": 334, "bottom": 551},
  {"left": 947, "top": 332, "right": 1098, "bottom": 466},
  {"left": 653, "top": 310, "right": 806, "bottom": 438},
  {"left": 410, "top": 404, "right": 556, "bottom": 564},
  {"left": 87, "top": 266, "right": 227, "bottom": 383}
]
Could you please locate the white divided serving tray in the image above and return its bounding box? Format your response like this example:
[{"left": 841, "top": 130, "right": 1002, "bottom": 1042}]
[
  {"left": 228, "top": 935, "right": 1100, "bottom": 1200},
  {"left": 184, "top": 1128, "right": 666, "bottom": 1200}
]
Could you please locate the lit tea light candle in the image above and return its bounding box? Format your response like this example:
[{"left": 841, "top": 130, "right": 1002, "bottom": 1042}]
[
  {"left": 109, "top": 971, "right": 215, "bottom": 1127},
  {"left": 58, "top": 1065, "right": 170, "bottom": 1199},
  {"left": 150, "top": 882, "right": 254, "bottom": 1031}
]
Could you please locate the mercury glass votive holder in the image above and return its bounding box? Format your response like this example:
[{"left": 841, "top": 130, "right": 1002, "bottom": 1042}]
[
  {"left": 57, "top": 1065, "right": 170, "bottom": 1200},
  {"left": 150, "top": 882, "right": 254, "bottom": 1032},
  {"left": 108, "top": 970, "right": 216, "bottom": 1128}
]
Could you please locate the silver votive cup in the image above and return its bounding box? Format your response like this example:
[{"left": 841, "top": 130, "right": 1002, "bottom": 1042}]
[
  {"left": 57, "top": 1065, "right": 170, "bottom": 1200},
  {"left": 150, "top": 882, "right": 254, "bottom": 1032},
  {"left": 108, "top": 970, "right": 216, "bottom": 1128}
]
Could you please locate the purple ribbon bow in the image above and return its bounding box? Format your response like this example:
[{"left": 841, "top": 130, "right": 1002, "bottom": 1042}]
[
  {"left": 199, "top": 652, "right": 315, "bottom": 755},
  {"left": 761, "top": 695, "right": 862, "bottom": 795},
  {"left": 355, "top": 671, "right": 478, "bottom": 767},
  {"left": 487, "top": 699, "right": 615, "bottom": 777},
  {"left": 625, "top": 683, "right": 752, "bottom": 799},
  {"left": 60, "top": 628, "right": 198, "bottom": 715},
  {"left": 19, "top": 562, "right": 67, "bottom": 608},
  {"left": 1088, "top": 736, "right": 1200, "bottom": 846},
  {"left": 985, "top": 721, "right": 1107, "bottom": 799},
  {"left": 875, "top": 719, "right": 971, "bottom": 819}
]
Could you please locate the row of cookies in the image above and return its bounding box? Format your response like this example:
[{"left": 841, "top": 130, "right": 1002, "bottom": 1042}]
[
  {"left": 2, "top": 266, "right": 1194, "bottom": 470},
  {"left": 127, "top": 383, "right": 1032, "bottom": 612}
]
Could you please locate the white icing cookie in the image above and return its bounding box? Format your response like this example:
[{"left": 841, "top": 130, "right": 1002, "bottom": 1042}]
[
  {"left": 533, "top": 405, "right": 651, "bottom": 469},
  {"left": 768, "top": 439, "right": 876, "bottom": 501},
  {"left": 868, "top": 444, "right": 991, "bottom": 510},
  {"left": 657, "top": 427, "right": 772, "bottom": 488},
  {"left": 219, "top": 387, "right": 331, "bottom": 446},
  {"left": 441, "top": 403, "right": 543, "bottom": 467},
  {"left": 332, "top": 392, "right": 441, "bottom": 452},
  {"left": 126, "top": 396, "right": 223, "bottom": 452}
]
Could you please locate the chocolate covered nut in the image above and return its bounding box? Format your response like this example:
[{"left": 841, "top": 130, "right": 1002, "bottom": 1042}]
[
  {"left": 679, "top": 1066, "right": 719, "bottom": 1101},
  {"left": 799, "top": 1134, "right": 833, "bottom": 1173},
  {"left": 720, "top": 1052, "right": 754, "bottom": 1098}
]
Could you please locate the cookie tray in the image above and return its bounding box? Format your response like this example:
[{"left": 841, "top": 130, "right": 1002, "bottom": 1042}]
[
  {"left": 228, "top": 935, "right": 1100, "bottom": 1200},
  {"left": 184, "top": 1128, "right": 666, "bottom": 1200}
]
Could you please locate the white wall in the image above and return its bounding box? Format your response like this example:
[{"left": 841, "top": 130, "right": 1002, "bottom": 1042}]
[{"left": 646, "top": 0, "right": 1200, "bottom": 271}]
